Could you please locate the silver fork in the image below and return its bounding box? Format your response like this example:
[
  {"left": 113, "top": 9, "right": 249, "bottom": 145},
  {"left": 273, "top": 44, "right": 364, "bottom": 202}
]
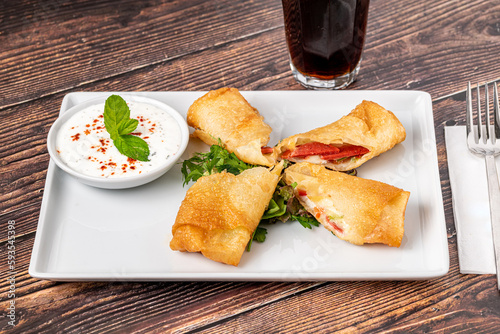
[{"left": 466, "top": 81, "right": 500, "bottom": 290}]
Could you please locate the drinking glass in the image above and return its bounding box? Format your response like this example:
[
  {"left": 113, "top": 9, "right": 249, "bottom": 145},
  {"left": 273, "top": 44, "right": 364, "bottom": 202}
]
[{"left": 282, "top": 0, "right": 370, "bottom": 89}]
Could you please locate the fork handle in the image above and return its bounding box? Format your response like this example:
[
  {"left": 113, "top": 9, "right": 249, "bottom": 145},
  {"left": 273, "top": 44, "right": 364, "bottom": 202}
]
[{"left": 484, "top": 154, "right": 500, "bottom": 290}]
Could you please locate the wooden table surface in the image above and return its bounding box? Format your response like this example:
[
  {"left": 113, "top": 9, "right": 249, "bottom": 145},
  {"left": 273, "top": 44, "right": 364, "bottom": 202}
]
[{"left": 1, "top": 0, "right": 500, "bottom": 332}]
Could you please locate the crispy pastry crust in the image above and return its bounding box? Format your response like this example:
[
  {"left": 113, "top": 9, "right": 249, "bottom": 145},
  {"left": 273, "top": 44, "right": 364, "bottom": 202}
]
[
  {"left": 187, "top": 87, "right": 275, "bottom": 166},
  {"left": 284, "top": 162, "right": 410, "bottom": 247},
  {"left": 170, "top": 163, "right": 283, "bottom": 266},
  {"left": 276, "top": 100, "right": 406, "bottom": 171}
]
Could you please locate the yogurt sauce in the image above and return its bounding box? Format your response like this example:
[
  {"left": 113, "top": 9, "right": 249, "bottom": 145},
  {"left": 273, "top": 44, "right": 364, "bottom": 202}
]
[{"left": 56, "top": 101, "right": 182, "bottom": 178}]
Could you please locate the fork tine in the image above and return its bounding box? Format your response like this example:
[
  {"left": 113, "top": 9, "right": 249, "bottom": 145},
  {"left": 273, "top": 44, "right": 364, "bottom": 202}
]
[
  {"left": 495, "top": 82, "right": 500, "bottom": 142},
  {"left": 477, "top": 83, "right": 485, "bottom": 143},
  {"left": 485, "top": 83, "right": 491, "bottom": 141},
  {"left": 466, "top": 82, "right": 475, "bottom": 141}
]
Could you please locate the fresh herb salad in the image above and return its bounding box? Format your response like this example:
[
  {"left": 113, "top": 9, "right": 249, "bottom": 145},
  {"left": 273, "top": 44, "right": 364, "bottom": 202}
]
[{"left": 180, "top": 142, "right": 321, "bottom": 251}]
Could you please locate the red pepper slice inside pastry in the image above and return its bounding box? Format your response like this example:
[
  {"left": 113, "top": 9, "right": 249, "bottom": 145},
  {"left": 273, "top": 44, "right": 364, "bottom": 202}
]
[
  {"left": 276, "top": 100, "right": 406, "bottom": 171},
  {"left": 281, "top": 142, "right": 370, "bottom": 162}
]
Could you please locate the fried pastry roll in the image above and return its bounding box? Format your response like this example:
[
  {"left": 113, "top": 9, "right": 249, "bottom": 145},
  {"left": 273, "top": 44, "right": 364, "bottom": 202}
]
[
  {"left": 170, "top": 163, "right": 283, "bottom": 266},
  {"left": 276, "top": 100, "right": 406, "bottom": 171},
  {"left": 284, "top": 162, "right": 410, "bottom": 247},
  {"left": 187, "top": 87, "right": 275, "bottom": 166}
]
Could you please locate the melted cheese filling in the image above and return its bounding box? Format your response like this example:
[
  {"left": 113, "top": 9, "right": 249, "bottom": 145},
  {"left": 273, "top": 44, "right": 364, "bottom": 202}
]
[
  {"left": 297, "top": 193, "right": 345, "bottom": 235},
  {"left": 290, "top": 155, "right": 358, "bottom": 170}
]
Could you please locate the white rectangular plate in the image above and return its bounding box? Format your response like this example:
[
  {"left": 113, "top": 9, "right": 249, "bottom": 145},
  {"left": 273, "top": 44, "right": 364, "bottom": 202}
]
[{"left": 29, "top": 90, "right": 449, "bottom": 281}]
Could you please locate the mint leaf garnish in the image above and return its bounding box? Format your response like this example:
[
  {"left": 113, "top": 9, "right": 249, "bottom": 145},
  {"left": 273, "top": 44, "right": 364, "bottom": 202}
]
[
  {"left": 104, "top": 95, "right": 150, "bottom": 162},
  {"left": 103, "top": 95, "right": 129, "bottom": 139},
  {"left": 114, "top": 135, "right": 150, "bottom": 162},
  {"left": 118, "top": 119, "right": 139, "bottom": 136}
]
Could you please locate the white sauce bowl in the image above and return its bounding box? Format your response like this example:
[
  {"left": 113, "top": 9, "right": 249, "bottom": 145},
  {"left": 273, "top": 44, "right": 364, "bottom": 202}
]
[{"left": 47, "top": 95, "right": 189, "bottom": 189}]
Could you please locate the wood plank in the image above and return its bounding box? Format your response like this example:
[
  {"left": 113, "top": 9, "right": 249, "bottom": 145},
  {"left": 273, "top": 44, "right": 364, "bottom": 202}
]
[
  {"left": 1, "top": 0, "right": 499, "bottom": 110},
  {"left": 0, "top": 0, "right": 284, "bottom": 107},
  {"left": 361, "top": 0, "right": 500, "bottom": 94},
  {"left": 194, "top": 276, "right": 500, "bottom": 333},
  {"left": 0, "top": 233, "right": 55, "bottom": 297},
  {"left": 0, "top": 281, "right": 324, "bottom": 333}
]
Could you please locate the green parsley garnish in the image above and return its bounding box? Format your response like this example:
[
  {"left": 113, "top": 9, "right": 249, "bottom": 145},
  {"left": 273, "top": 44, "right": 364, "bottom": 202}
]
[
  {"left": 103, "top": 95, "right": 150, "bottom": 162},
  {"left": 247, "top": 227, "right": 267, "bottom": 251},
  {"left": 180, "top": 141, "right": 255, "bottom": 185},
  {"left": 293, "top": 214, "right": 320, "bottom": 229}
]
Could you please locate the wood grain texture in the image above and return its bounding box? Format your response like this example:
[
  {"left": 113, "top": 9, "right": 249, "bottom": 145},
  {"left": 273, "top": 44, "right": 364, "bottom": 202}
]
[
  {"left": 196, "top": 278, "right": 500, "bottom": 333},
  {"left": 1, "top": 281, "right": 325, "bottom": 333},
  {"left": 0, "top": 0, "right": 284, "bottom": 107},
  {"left": 1, "top": 0, "right": 500, "bottom": 332}
]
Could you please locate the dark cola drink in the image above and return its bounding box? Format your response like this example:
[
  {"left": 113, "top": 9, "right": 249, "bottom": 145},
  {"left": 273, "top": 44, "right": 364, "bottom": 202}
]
[{"left": 282, "top": 0, "right": 370, "bottom": 89}]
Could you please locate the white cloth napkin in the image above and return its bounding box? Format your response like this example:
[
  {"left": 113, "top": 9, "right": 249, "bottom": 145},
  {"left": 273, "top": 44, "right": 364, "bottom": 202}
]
[{"left": 445, "top": 126, "right": 496, "bottom": 274}]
